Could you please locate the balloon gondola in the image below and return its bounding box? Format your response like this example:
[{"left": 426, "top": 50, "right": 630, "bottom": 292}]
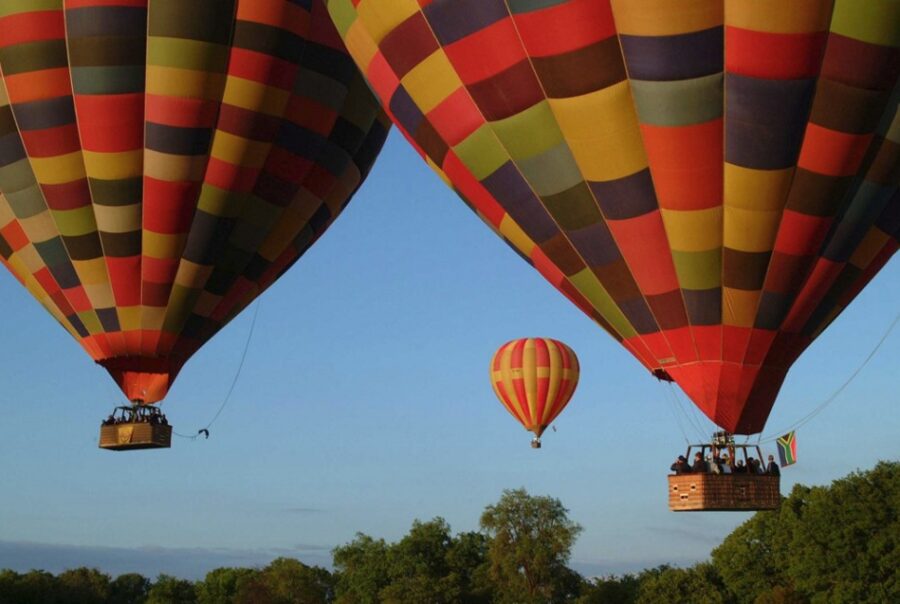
[
  {"left": 668, "top": 432, "right": 780, "bottom": 512},
  {"left": 0, "top": 0, "right": 389, "bottom": 449},
  {"left": 326, "top": 0, "right": 899, "bottom": 438},
  {"left": 490, "top": 338, "right": 579, "bottom": 448},
  {"left": 99, "top": 405, "right": 172, "bottom": 451}
]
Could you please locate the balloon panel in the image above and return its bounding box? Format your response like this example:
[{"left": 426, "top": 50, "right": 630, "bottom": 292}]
[
  {"left": 0, "top": 0, "right": 389, "bottom": 402},
  {"left": 490, "top": 338, "right": 580, "bottom": 438},
  {"left": 327, "top": 0, "right": 899, "bottom": 433}
]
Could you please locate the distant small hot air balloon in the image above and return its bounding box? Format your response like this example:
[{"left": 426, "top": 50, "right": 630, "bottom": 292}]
[{"left": 490, "top": 338, "right": 580, "bottom": 448}]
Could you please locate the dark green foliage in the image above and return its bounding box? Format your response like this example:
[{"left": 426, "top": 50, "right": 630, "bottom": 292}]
[
  {"left": 334, "top": 519, "right": 492, "bottom": 604},
  {"left": 257, "top": 557, "right": 334, "bottom": 604},
  {"left": 146, "top": 574, "right": 197, "bottom": 604},
  {"left": 333, "top": 534, "right": 390, "bottom": 604},
  {"left": 634, "top": 563, "right": 728, "bottom": 604},
  {"left": 714, "top": 461, "right": 900, "bottom": 604},
  {"left": 57, "top": 568, "right": 111, "bottom": 604},
  {"left": 109, "top": 573, "right": 150, "bottom": 604},
  {"left": 783, "top": 462, "right": 899, "bottom": 603},
  {"left": 6, "top": 570, "right": 59, "bottom": 604},
  {"left": 576, "top": 574, "right": 640, "bottom": 603},
  {"left": 196, "top": 568, "right": 257, "bottom": 604}
]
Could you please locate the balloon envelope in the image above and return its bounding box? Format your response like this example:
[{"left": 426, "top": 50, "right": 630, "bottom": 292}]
[
  {"left": 326, "top": 0, "right": 899, "bottom": 433},
  {"left": 490, "top": 338, "right": 579, "bottom": 439},
  {"left": 0, "top": 0, "right": 389, "bottom": 403}
]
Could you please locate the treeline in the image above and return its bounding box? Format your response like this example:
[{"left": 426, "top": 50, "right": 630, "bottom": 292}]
[{"left": 1, "top": 462, "right": 897, "bottom": 604}]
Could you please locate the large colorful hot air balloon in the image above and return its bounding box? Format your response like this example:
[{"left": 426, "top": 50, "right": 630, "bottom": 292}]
[
  {"left": 326, "top": 0, "right": 899, "bottom": 434},
  {"left": 490, "top": 338, "right": 579, "bottom": 447},
  {"left": 0, "top": 0, "right": 389, "bottom": 405}
]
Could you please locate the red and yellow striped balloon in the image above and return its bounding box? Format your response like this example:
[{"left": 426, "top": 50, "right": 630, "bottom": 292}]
[{"left": 490, "top": 338, "right": 579, "bottom": 446}]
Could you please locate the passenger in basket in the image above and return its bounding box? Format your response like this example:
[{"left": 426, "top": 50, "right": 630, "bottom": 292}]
[
  {"left": 671, "top": 455, "right": 691, "bottom": 474},
  {"left": 691, "top": 452, "right": 706, "bottom": 473},
  {"left": 766, "top": 455, "right": 781, "bottom": 476}
]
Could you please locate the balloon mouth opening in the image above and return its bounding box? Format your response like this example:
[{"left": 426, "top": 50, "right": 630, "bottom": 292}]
[{"left": 98, "top": 356, "right": 185, "bottom": 404}]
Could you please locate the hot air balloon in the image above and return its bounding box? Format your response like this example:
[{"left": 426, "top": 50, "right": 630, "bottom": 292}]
[
  {"left": 326, "top": 0, "right": 899, "bottom": 436},
  {"left": 490, "top": 338, "right": 579, "bottom": 447},
  {"left": 0, "top": 0, "right": 389, "bottom": 449}
]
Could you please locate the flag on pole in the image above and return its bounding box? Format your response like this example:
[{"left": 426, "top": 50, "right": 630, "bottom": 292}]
[{"left": 776, "top": 431, "right": 797, "bottom": 467}]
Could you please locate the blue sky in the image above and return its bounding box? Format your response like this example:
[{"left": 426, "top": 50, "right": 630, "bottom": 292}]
[{"left": 1, "top": 130, "right": 898, "bottom": 580}]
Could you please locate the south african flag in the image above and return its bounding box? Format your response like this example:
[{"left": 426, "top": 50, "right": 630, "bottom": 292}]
[{"left": 777, "top": 431, "right": 797, "bottom": 467}]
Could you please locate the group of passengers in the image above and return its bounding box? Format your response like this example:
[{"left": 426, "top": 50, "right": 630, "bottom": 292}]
[
  {"left": 102, "top": 410, "right": 169, "bottom": 426},
  {"left": 671, "top": 451, "right": 780, "bottom": 476}
]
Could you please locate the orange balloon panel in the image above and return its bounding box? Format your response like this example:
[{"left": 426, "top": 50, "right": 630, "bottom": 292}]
[{"left": 490, "top": 338, "right": 580, "bottom": 438}]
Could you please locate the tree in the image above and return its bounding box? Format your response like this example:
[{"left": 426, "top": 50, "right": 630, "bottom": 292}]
[
  {"left": 333, "top": 534, "right": 390, "bottom": 604},
  {"left": 109, "top": 573, "right": 150, "bottom": 604},
  {"left": 782, "top": 461, "right": 900, "bottom": 603},
  {"left": 577, "top": 574, "right": 640, "bottom": 604},
  {"left": 635, "top": 563, "right": 727, "bottom": 604},
  {"left": 11, "top": 570, "right": 59, "bottom": 604},
  {"left": 714, "top": 461, "right": 900, "bottom": 604},
  {"left": 445, "top": 531, "right": 494, "bottom": 604},
  {"left": 260, "top": 557, "right": 334, "bottom": 604},
  {"left": 147, "top": 574, "right": 197, "bottom": 604},
  {"left": 0, "top": 570, "right": 23, "bottom": 604},
  {"left": 711, "top": 494, "right": 797, "bottom": 603},
  {"left": 56, "top": 568, "right": 110, "bottom": 604},
  {"left": 480, "top": 488, "right": 583, "bottom": 603},
  {"left": 197, "top": 568, "right": 257, "bottom": 604},
  {"left": 333, "top": 520, "right": 492, "bottom": 604}
]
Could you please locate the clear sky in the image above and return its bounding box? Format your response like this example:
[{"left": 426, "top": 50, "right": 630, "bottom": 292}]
[{"left": 1, "top": 130, "right": 898, "bottom": 580}]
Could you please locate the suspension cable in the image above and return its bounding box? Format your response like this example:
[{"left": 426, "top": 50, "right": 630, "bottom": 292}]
[
  {"left": 172, "top": 299, "right": 263, "bottom": 440},
  {"left": 758, "top": 310, "right": 900, "bottom": 444}
]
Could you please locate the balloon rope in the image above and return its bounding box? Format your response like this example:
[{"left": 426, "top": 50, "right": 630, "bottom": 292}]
[
  {"left": 758, "top": 310, "right": 900, "bottom": 443},
  {"left": 172, "top": 299, "right": 262, "bottom": 440},
  {"left": 660, "top": 382, "right": 691, "bottom": 445},
  {"left": 668, "top": 382, "right": 708, "bottom": 441}
]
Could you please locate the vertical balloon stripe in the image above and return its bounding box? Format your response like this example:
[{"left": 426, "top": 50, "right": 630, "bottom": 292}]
[
  {"left": 142, "top": 0, "right": 236, "bottom": 362},
  {"left": 540, "top": 338, "right": 559, "bottom": 425},
  {"left": 65, "top": 0, "right": 147, "bottom": 356},
  {"left": 212, "top": 106, "right": 389, "bottom": 328},
  {"left": 161, "top": 0, "right": 386, "bottom": 362},
  {"left": 490, "top": 337, "right": 579, "bottom": 439},
  {"left": 0, "top": 0, "right": 117, "bottom": 345},
  {"left": 610, "top": 0, "right": 722, "bottom": 412},
  {"left": 0, "top": 55, "right": 99, "bottom": 347},
  {"left": 0, "top": 191, "right": 83, "bottom": 341},
  {"left": 491, "top": 341, "right": 527, "bottom": 425},
  {"left": 721, "top": 0, "right": 830, "bottom": 336},
  {"left": 759, "top": 2, "right": 898, "bottom": 337}
]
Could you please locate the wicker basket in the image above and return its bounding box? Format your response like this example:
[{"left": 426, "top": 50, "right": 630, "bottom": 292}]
[
  {"left": 668, "top": 474, "right": 780, "bottom": 511},
  {"left": 99, "top": 423, "right": 172, "bottom": 451}
]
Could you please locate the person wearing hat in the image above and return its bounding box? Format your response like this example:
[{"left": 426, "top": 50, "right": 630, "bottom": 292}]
[
  {"left": 670, "top": 455, "right": 691, "bottom": 474},
  {"left": 766, "top": 455, "right": 781, "bottom": 476}
]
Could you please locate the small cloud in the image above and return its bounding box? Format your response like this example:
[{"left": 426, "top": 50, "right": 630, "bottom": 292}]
[
  {"left": 642, "top": 525, "right": 725, "bottom": 545},
  {"left": 282, "top": 507, "right": 324, "bottom": 514},
  {"left": 291, "top": 543, "right": 331, "bottom": 552}
]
